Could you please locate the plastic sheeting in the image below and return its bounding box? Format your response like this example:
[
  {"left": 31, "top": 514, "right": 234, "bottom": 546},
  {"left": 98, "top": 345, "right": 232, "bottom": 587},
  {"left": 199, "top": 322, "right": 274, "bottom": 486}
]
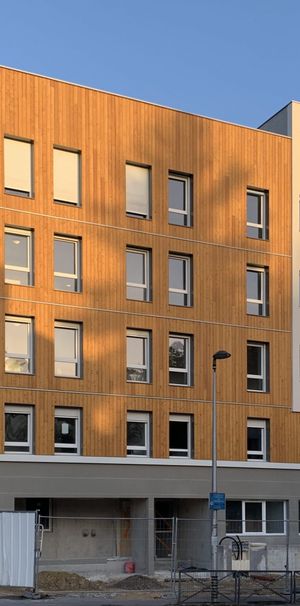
[{"left": 0, "top": 512, "right": 36, "bottom": 587}]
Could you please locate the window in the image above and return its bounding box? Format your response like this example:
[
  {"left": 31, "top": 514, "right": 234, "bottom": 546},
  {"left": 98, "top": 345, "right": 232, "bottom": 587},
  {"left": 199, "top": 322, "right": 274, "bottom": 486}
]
[
  {"left": 4, "top": 137, "right": 33, "bottom": 197},
  {"left": 169, "top": 254, "right": 192, "bottom": 306},
  {"left": 169, "top": 173, "right": 192, "bottom": 226},
  {"left": 54, "top": 321, "right": 81, "bottom": 378},
  {"left": 53, "top": 148, "right": 80, "bottom": 205},
  {"left": 126, "top": 164, "right": 150, "bottom": 218},
  {"left": 127, "top": 412, "right": 150, "bottom": 456},
  {"left": 247, "top": 189, "right": 268, "bottom": 239},
  {"left": 247, "top": 418, "right": 268, "bottom": 461},
  {"left": 247, "top": 265, "right": 268, "bottom": 316},
  {"left": 226, "top": 500, "right": 286, "bottom": 535},
  {"left": 55, "top": 408, "right": 81, "bottom": 454},
  {"left": 126, "top": 247, "right": 151, "bottom": 301},
  {"left": 5, "top": 316, "right": 33, "bottom": 374},
  {"left": 169, "top": 414, "right": 192, "bottom": 457},
  {"left": 247, "top": 341, "right": 269, "bottom": 392},
  {"left": 126, "top": 329, "right": 150, "bottom": 383},
  {"left": 5, "top": 227, "right": 33, "bottom": 286},
  {"left": 169, "top": 334, "right": 192, "bottom": 386},
  {"left": 54, "top": 235, "right": 81, "bottom": 292},
  {"left": 5, "top": 405, "right": 33, "bottom": 453}
]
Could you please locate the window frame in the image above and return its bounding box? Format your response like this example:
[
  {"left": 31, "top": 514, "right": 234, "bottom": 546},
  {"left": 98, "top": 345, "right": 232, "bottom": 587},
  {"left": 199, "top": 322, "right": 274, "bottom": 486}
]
[
  {"left": 54, "top": 407, "right": 81, "bottom": 455},
  {"left": 5, "top": 226, "right": 33, "bottom": 286},
  {"left": 126, "top": 163, "right": 151, "bottom": 219},
  {"left": 54, "top": 321, "right": 82, "bottom": 379},
  {"left": 126, "top": 329, "right": 151, "bottom": 383},
  {"left": 247, "top": 188, "right": 268, "bottom": 240},
  {"left": 53, "top": 147, "right": 81, "bottom": 206},
  {"left": 247, "top": 341, "right": 269, "bottom": 392},
  {"left": 168, "top": 254, "right": 192, "bottom": 307},
  {"left": 169, "top": 333, "right": 192, "bottom": 386},
  {"left": 126, "top": 247, "right": 151, "bottom": 301},
  {"left": 226, "top": 500, "right": 286, "bottom": 536},
  {"left": 247, "top": 418, "right": 267, "bottom": 461},
  {"left": 4, "top": 404, "right": 33, "bottom": 454},
  {"left": 126, "top": 411, "right": 150, "bottom": 456},
  {"left": 4, "top": 136, "right": 33, "bottom": 198},
  {"left": 168, "top": 172, "right": 192, "bottom": 227},
  {"left": 54, "top": 235, "right": 81, "bottom": 293},
  {"left": 5, "top": 315, "right": 33, "bottom": 375},
  {"left": 169, "top": 414, "right": 192, "bottom": 458},
  {"left": 246, "top": 265, "right": 268, "bottom": 316}
]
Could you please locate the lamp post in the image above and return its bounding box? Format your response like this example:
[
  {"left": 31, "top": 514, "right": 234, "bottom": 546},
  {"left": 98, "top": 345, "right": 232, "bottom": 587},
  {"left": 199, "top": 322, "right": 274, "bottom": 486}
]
[{"left": 210, "top": 350, "right": 231, "bottom": 598}]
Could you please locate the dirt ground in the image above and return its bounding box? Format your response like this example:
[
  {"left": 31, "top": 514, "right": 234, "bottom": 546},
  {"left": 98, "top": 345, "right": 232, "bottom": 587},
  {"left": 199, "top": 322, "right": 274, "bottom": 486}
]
[{"left": 37, "top": 571, "right": 169, "bottom": 593}]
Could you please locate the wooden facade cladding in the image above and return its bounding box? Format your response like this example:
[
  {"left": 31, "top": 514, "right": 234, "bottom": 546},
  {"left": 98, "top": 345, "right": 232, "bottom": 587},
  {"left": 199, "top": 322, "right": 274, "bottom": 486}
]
[{"left": 0, "top": 66, "right": 295, "bottom": 462}]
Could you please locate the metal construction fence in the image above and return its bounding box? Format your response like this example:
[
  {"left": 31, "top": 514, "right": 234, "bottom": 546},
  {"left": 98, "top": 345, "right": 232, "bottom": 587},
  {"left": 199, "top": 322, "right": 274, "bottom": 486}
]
[
  {"left": 29, "top": 514, "right": 300, "bottom": 596},
  {"left": 177, "top": 569, "right": 296, "bottom": 604}
]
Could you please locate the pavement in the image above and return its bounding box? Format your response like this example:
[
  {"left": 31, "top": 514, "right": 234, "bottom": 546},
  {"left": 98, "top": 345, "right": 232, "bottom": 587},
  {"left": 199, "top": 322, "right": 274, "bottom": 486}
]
[{"left": 0, "top": 595, "right": 176, "bottom": 606}]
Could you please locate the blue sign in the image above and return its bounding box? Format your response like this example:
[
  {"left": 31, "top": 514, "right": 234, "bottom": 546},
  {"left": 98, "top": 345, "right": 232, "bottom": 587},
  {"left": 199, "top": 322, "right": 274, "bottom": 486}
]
[{"left": 209, "top": 492, "right": 226, "bottom": 510}]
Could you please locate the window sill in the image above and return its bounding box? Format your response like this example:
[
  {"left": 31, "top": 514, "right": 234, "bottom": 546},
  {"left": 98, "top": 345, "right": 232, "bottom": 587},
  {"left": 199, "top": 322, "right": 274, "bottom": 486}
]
[
  {"left": 54, "top": 288, "right": 82, "bottom": 294},
  {"left": 4, "top": 189, "right": 33, "bottom": 199},
  {"left": 246, "top": 312, "right": 269, "bottom": 318},
  {"left": 5, "top": 371, "right": 34, "bottom": 376},
  {"left": 54, "top": 199, "right": 81, "bottom": 207},
  {"left": 169, "top": 303, "right": 193, "bottom": 308},
  {"left": 126, "top": 298, "right": 152, "bottom": 303},
  {"left": 54, "top": 375, "right": 82, "bottom": 380}
]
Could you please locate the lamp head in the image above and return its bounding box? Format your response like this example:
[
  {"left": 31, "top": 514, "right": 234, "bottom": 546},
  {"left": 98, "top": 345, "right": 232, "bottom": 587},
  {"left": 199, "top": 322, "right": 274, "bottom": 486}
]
[{"left": 213, "top": 350, "right": 231, "bottom": 361}]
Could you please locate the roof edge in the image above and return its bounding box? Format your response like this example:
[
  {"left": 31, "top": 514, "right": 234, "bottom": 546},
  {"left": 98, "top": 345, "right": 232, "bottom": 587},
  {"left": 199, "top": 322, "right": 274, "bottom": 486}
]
[{"left": 0, "top": 64, "right": 292, "bottom": 140}]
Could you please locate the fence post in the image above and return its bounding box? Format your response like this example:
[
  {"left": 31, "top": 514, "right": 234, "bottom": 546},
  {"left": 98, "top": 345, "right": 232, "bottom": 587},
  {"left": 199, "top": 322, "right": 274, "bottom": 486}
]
[
  {"left": 177, "top": 569, "right": 182, "bottom": 604},
  {"left": 171, "top": 517, "right": 178, "bottom": 591}
]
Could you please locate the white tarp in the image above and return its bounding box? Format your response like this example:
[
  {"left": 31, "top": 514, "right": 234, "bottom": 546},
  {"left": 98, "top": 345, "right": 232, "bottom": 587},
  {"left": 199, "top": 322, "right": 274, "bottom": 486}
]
[{"left": 0, "top": 512, "right": 36, "bottom": 587}]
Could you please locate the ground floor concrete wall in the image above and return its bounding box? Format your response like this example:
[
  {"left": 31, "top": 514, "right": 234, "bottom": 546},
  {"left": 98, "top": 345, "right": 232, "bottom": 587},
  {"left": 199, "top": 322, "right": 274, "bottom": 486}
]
[{"left": 0, "top": 460, "right": 299, "bottom": 574}]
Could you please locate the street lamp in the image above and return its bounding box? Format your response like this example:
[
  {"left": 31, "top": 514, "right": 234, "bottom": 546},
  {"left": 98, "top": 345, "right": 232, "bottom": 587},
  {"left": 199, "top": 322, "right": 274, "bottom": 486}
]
[{"left": 211, "top": 350, "right": 231, "bottom": 590}]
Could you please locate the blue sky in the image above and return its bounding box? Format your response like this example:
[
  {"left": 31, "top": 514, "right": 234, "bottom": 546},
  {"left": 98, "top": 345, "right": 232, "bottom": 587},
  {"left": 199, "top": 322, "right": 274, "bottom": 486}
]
[{"left": 1, "top": 0, "right": 300, "bottom": 127}]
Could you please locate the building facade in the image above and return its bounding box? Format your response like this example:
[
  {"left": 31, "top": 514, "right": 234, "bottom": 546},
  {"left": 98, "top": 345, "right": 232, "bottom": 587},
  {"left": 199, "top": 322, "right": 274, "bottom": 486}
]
[{"left": 0, "top": 66, "right": 299, "bottom": 572}]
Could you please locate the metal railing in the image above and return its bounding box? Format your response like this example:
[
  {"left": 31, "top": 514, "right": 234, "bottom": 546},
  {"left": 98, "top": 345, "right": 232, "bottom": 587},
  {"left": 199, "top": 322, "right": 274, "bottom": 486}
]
[{"left": 177, "top": 568, "right": 294, "bottom": 604}]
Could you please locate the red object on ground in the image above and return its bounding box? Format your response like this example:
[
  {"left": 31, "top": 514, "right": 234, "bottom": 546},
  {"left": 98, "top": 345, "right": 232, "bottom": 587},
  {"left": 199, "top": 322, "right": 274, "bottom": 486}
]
[{"left": 124, "top": 560, "right": 135, "bottom": 573}]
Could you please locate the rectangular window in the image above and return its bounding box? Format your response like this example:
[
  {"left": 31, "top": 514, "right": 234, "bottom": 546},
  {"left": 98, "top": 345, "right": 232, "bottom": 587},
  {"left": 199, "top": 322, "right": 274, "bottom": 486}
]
[
  {"left": 126, "top": 329, "right": 150, "bottom": 383},
  {"left": 4, "top": 137, "right": 33, "bottom": 197},
  {"left": 226, "top": 500, "right": 285, "bottom": 535},
  {"left": 169, "top": 254, "right": 192, "bottom": 306},
  {"left": 169, "top": 414, "right": 192, "bottom": 457},
  {"left": 5, "top": 316, "right": 33, "bottom": 374},
  {"left": 126, "top": 247, "right": 151, "bottom": 301},
  {"left": 5, "top": 227, "right": 33, "bottom": 286},
  {"left": 55, "top": 407, "right": 81, "bottom": 454},
  {"left": 247, "top": 418, "right": 268, "bottom": 461},
  {"left": 127, "top": 412, "right": 150, "bottom": 456},
  {"left": 247, "top": 265, "right": 269, "bottom": 316},
  {"left": 5, "top": 405, "right": 33, "bottom": 453},
  {"left": 53, "top": 148, "right": 81, "bottom": 205},
  {"left": 247, "top": 341, "right": 269, "bottom": 392},
  {"left": 169, "top": 334, "right": 192, "bottom": 386},
  {"left": 54, "top": 235, "right": 81, "bottom": 292},
  {"left": 247, "top": 189, "right": 268, "bottom": 239},
  {"left": 169, "top": 173, "right": 192, "bottom": 226},
  {"left": 126, "top": 164, "right": 150, "bottom": 218},
  {"left": 54, "top": 321, "right": 81, "bottom": 378}
]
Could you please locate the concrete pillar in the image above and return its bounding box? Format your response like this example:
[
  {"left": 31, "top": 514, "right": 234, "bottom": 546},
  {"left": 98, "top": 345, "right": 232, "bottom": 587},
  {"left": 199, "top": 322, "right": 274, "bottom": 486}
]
[
  {"left": 147, "top": 497, "right": 155, "bottom": 575},
  {"left": 130, "top": 498, "right": 155, "bottom": 575}
]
